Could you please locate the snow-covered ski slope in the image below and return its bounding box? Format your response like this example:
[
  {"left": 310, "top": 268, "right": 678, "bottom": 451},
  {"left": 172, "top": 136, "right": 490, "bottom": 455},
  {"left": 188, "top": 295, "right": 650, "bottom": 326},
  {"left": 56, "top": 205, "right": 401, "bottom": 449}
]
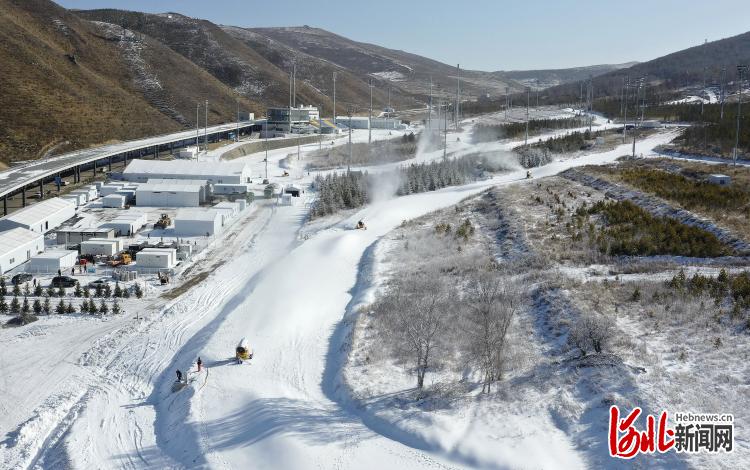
[{"left": 0, "top": 113, "right": 679, "bottom": 469}]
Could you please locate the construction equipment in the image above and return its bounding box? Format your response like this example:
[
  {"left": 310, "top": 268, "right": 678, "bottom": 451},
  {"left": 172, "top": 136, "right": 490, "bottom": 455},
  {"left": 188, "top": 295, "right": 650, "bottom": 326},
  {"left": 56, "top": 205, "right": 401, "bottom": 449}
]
[
  {"left": 107, "top": 253, "right": 132, "bottom": 267},
  {"left": 155, "top": 213, "right": 171, "bottom": 229},
  {"left": 235, "top": 337, "right": 253, "bottom": 363},
  {"left": 355, "top": 220, "right": 367, "bottom": 230}
]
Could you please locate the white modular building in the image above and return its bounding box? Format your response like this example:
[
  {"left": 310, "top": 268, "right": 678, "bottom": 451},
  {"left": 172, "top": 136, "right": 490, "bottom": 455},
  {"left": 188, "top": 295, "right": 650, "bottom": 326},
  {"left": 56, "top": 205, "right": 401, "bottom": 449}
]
[
  {"left": 123, "top": 159, "right": 251, "bottom": 185},
  {"left": 136, "top": 249, "right": 176, "bottom": 269},
  {"left": 69, "top": 190, "right": 90, "bottom": 204},
  {"left": 0, "top": 227, "right": 45, "bottom": 274},
  {"left": 0, "top": 198, "right": 76, "bottom": 234},
  {"left": 135, "top": 183, "right": 203, "bottom": 207},
  {"left": 80, "top": 238, "right": 123, "bottom": 256},
  {"left": 56, "top": 227, "right": 115, "bottom": 245},
  {"left": 62, "top": 195, "right": 84, "bottom": 208},
  {"left": 147, "top": 178, "right": 210, "bottom": 203},
  {"left": 102, "top": 194, "right": 126, "bottom": 208},
  {"left": 140, "top": 247, "right": 177, "bottom": 266},
  {"left": 213, "top": 201, "right": 241, "bottom": 218},
  {"left": 174, "top": 209, "right": 223, "bottom": 236},
  {"left": 27, "top": 250, "right": 78, "bottom": 273}
]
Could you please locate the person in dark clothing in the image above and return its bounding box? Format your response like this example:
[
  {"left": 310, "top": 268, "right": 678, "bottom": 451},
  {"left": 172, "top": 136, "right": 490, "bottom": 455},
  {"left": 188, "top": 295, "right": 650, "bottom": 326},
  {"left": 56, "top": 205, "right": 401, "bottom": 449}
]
[
  {"left": 197, "top": 357, "right": 203, "bottom": 372},
  {"left": 176, "top": 369, "right": 183, "bottom": 383}
]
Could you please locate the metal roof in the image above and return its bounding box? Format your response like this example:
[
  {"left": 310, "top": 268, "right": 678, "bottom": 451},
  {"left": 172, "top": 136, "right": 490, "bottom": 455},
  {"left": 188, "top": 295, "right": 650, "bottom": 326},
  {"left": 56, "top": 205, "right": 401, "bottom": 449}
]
[
  {"left": 0, "top": 227, "right": 43, "bottom": 253},
  {"left": 0, "top": 198, "right": 74, "bottom": 226},
  {"left": 176, "top": 209, "right": 221, "bottom": 222},
  {"left": 124, "top": 160, "right": 248, "bottom": 178},
  {"left": 136, "top": 183, "right": 203, "bottom": 193}
]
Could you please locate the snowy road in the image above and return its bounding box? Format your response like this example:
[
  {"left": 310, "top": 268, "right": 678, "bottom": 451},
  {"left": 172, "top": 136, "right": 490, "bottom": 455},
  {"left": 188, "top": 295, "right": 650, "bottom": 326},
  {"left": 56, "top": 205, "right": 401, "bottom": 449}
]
[{"left": 1, "top": 113, "right": 678, "bottom": 469}]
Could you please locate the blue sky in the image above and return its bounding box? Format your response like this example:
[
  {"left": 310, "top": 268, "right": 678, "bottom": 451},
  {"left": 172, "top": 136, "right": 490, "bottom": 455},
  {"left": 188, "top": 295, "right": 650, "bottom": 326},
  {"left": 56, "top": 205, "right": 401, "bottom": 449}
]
[{"left": 58, "top": 0, "right": 750, "bottom": 71}]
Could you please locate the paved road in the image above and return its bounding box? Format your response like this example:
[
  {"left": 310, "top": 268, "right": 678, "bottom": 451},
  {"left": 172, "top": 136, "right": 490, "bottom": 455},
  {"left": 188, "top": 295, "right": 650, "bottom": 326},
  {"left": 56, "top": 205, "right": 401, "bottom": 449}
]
[{"left": 0, "top": 121, "right": 255, "bottom": 198}]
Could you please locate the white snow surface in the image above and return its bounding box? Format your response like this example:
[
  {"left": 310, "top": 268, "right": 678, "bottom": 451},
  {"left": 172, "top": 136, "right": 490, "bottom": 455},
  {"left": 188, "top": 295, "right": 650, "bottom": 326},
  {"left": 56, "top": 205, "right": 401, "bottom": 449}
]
[{"left": 0, "top": 114, "right": 680, "bottom": 469}]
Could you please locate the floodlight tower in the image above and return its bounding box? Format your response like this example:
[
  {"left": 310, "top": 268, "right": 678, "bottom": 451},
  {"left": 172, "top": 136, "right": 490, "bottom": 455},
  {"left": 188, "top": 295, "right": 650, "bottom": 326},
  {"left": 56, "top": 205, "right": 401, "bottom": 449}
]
[
  {"left": 369, "top": 78, "right": 373, "bottom": 144},
  {"left": 525, "top": 86, "right": 530, "bottom": 146},
  {"left": 734, "top": 65, "right": 748, "bottom": 166},
  {"left": 333, "top": 71, "right": 337, "bottom": 126},
  {"left": 455, "top": 64, "right": 461, "bottom": 130}
]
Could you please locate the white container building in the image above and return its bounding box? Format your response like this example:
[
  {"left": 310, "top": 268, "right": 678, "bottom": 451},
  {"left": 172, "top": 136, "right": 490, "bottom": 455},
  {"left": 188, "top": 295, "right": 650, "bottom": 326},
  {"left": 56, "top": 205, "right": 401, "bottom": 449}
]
[
  {"left": 56, "top": 227, "right": 115, "bottom": 245},
  {"left": 147, "top": 178, "right": 210, "bottom": 203},
  {"left": 136, "top": 183, "right": 203, "bottom": 207},
  {"left": 213, "top": 201, "right": 241, "bottom": 218},
  {"left": 80, "top": 238, "right": 123, "bottom": 256},
  {"left": 122, "top": 159, "right": 251, "bottom": 185},
  {"left": 102, "top": 194, "right": 126, "bottom": 208},
  {"left": 61, "top": 195, "right": 84, "bottom": 208},
  {"left": 140, "top": 247, "right": 177, "bottom": 266},
  {"left": 174, "top": 209, "right": 223, "bottom": 236},
  {"left": 0, "top": 227, "right": 45, "bottom": 274},
  {"left": 69, "top": 190, "right": 90, "bottom": 204},
  {"left": 136, "top": 250, "right": 176, "bottom": 269},
  {"left": 0, "top": 198, "right": 76, "bottom": 234},
  {"left": 27, "top": 250, "right": 78, "bottom": 273}
]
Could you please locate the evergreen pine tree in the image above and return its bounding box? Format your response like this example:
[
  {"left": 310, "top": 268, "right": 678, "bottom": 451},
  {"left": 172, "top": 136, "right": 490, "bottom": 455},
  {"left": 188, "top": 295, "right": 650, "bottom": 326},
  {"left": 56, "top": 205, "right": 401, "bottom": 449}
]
[{"left": 10, "top": 296, "right": 20, "bottom": 314}]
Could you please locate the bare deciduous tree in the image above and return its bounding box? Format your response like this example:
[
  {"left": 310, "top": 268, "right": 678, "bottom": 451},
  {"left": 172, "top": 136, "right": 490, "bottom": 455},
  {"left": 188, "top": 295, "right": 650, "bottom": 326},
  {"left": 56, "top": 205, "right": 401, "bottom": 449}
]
[
  {"left": 463, "top": 271, "right": 519, "bottom": 393},
  {"left": 568, "top": 313, "right": 614, "bottom": 357},
  {"left": 374, "top": 276, "right": 450, "bottom": 391}
]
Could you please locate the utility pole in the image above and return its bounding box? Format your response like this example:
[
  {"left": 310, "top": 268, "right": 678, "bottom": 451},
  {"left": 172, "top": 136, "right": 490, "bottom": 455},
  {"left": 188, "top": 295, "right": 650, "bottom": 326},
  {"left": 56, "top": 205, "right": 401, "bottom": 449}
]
[
  {"left": 734, "top": 65, "right": 747, "bottom": 166},
  {"left": 332, "top": 71, "right": 337, "bottom": 126},
  {"left": 504, "top": 86, "right": 509, "bottom": 120},
  {"left": 720, "top": 66, "right": 727, "bottom": 120},
  {"left": 455, "top": 64, "right": 460, "bottom": 130},
  {"left": 369, "top": 78, "right": 373, "bottom": 144},
  {"left": 347, "top": 106, "right": 353, "bottom": 172},
  {"left": 525, "top": 86, "right": 530, "bottom": 145},
  {"left": 264, "top": 120, "right": 269, "bottom": 180},
  {"left": 428, "top": 76, "right": 433, "bottom": 129},
  {"left": 632, "top": 79, "right": 643, "bottom": 158},
  {"left": 623, "top": 76, "right": 630, "bottom": 143},
  {"left": 292, "top": 60, "right": 296, "bottom": 108},
  {"left": 443, "top": 98, "right": 448, "bottom": 159}
]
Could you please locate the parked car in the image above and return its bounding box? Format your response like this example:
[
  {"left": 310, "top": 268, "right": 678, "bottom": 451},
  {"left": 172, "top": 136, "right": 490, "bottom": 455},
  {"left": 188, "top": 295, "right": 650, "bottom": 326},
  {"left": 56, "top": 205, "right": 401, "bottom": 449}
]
[
  {"left": 11, "top": 273, "right": 33, "bottom": 285},
  {"left": 88, "top": 278, "right": 110, "bottom": 288},
  {"left": 51, "top": 276, "right": 77, "bottom": 288}
]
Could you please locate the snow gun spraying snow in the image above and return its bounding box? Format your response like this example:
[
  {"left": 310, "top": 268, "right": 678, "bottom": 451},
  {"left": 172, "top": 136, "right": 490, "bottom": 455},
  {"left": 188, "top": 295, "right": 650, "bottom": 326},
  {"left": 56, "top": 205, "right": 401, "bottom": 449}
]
[{"left": 236, "top": 337, "right": 253, "bottom": 364}]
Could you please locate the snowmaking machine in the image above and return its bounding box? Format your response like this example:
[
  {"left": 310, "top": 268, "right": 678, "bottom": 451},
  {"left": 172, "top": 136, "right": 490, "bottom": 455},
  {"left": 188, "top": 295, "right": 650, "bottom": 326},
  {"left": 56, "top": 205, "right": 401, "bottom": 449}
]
[{"left": 235, "top": 337, "right": 253, "bottom": 363}]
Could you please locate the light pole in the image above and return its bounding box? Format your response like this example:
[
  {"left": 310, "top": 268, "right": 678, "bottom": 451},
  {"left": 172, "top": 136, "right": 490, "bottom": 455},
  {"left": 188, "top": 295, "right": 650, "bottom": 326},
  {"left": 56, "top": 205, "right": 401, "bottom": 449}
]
[
  {"left": 369, "top": 78, "right": 373, "bottom": 144},
  {"left": 734, "top": 65, "right": 747, "bottom": 166},
  {"left": 524, "top": 86, "right": 530, "bottom": 146},
  {"left": 264, "top": 119, "right": 269, "bottom": 180}
]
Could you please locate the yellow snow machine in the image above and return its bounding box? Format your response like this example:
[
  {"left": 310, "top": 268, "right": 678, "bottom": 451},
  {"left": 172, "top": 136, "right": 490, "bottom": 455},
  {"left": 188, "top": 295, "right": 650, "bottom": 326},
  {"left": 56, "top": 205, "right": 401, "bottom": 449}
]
[{"left": 236, "top": 337, "right": 253, "bottom": 364}]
